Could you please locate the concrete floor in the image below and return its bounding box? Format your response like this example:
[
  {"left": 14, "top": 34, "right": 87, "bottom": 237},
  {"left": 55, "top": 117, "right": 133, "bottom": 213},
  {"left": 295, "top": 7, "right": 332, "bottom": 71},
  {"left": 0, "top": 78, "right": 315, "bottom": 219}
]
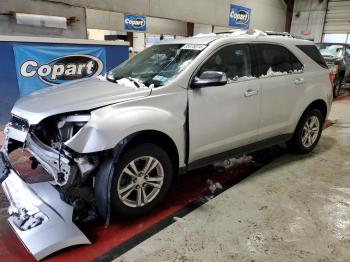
[{"left": 115, "top": 99, "right": 350, "bottom": 262}]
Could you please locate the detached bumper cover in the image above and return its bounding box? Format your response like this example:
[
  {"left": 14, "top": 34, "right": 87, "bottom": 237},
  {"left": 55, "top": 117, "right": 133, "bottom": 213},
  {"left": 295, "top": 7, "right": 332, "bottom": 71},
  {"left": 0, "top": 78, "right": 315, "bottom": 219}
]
[{"left": 0, "top": 151, "right": 91, "bottom": 260}]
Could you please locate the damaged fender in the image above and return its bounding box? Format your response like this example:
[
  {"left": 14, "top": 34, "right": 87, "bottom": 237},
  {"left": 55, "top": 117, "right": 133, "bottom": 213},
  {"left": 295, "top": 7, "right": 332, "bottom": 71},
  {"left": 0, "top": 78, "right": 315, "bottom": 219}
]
[
  {"left": 94, "top": 139, "right": 127, "bottom": 226},
  {"left": 64, "top": 105, "right": 186, "bottom": 166}
]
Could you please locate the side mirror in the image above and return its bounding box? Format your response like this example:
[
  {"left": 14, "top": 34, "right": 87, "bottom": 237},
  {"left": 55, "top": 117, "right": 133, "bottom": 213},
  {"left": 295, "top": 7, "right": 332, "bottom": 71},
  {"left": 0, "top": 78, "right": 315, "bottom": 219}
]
[{"left": 192, "top": 71, "right": 227, "bottom": 88}]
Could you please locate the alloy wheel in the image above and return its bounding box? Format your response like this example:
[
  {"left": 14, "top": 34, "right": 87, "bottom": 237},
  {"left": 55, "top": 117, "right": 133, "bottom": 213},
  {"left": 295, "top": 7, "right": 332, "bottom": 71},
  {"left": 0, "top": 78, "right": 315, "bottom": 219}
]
[
  {"left": 117, "top": 156, "right": 164, "bottom": 208},
  {"left": 301, "top": 115, "right": 320, "bottom": 148}
]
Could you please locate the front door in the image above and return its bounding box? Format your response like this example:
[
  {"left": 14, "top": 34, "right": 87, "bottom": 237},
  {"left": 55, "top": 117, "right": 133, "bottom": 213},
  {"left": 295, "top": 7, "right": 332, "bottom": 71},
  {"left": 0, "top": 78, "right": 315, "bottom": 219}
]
[{"left": 188, "top": 44, "right": 261, "bottom": 163}]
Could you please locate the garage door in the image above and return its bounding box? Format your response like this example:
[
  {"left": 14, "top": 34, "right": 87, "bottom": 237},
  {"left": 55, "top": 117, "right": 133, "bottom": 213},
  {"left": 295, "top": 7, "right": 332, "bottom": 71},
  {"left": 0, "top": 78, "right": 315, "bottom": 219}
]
[{"left": 324, "top": 0, "right": 350, "bottom": 34}]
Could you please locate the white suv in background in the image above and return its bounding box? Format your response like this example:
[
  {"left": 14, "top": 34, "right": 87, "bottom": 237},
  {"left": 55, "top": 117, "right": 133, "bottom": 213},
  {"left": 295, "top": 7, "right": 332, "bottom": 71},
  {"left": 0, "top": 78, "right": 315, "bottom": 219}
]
[{"left": 0, "top": 30, "right": 332, "bottom": 259}]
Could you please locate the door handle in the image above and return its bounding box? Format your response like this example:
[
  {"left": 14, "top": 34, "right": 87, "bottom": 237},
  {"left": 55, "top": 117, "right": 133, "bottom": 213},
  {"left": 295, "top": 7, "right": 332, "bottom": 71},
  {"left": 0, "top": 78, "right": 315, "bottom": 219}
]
[
  {"left": 294, "top": 78, "right": 304, "bottom": 85},
  {"left": 244, "top": 89, "right": 259, "bottom": 97}
]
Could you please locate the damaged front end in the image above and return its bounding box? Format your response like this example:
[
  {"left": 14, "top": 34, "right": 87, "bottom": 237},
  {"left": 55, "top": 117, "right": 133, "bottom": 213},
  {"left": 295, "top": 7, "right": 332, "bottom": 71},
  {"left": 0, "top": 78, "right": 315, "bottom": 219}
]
[{"left": 0, "top": 114, "right": 105, "bottom": 260}]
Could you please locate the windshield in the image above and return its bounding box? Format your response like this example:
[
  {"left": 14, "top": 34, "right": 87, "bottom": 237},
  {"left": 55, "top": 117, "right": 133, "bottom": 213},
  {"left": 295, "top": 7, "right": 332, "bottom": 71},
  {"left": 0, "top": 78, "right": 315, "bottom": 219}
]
[
  {"left": 108, "top": 44, "right": 204, "bottom": 87},
  {"left": 316, "top": 44, "right": 344, "bottom": 59}
]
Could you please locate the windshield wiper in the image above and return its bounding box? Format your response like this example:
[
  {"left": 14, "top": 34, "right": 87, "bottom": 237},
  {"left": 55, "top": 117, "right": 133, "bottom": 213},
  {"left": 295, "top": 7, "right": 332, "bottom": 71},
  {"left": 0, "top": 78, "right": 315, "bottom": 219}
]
[
  {"left": 106, "top": 76, "right": 116, "bottom": 83},
  {"left": 126, "top": 77, "right": 141, "bottom": 88}
]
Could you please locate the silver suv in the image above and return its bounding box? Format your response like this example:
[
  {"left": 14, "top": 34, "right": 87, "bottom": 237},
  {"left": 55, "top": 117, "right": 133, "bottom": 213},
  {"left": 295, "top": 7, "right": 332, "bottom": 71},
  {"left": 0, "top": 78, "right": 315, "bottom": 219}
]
[{"left": 0, "top": 30, "right": 332, "bottom": 259}]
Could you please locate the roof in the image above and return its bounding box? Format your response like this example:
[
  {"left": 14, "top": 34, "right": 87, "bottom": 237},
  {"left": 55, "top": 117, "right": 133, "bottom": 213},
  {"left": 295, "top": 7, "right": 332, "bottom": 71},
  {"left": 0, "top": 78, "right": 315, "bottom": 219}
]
[{"left": 161, "top": 29, "right": 313, "bottom": 46}]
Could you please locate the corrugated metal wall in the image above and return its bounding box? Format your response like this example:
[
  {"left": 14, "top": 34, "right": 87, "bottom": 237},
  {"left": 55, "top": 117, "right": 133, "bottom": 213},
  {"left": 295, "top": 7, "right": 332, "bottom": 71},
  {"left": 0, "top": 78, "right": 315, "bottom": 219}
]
[
  {"left": 48, "top": 0, "right": 288, "bottom": 32},
  {"left": 290, "top": 0, "right": 328, "bottom": 42},
  {"left": 324, "top": 0, "right": 350, "bottom": 33}
]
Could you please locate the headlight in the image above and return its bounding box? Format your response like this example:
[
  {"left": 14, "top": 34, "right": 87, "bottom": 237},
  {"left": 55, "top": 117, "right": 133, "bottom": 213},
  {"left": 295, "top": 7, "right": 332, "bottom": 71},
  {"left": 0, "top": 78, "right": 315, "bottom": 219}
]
[{"left": 9, "top": 114, "right": 29, "bottom": 132}]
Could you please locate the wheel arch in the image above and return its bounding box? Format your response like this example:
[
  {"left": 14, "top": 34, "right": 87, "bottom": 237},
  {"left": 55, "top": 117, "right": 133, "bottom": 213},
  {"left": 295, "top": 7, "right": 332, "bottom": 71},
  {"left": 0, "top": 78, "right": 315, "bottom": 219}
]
[
  {"left": 120, "top": 130, "right": 180, "bottom": 175},
  {"left": 302, "top": 99, "right": 328, "bottom": 121},
  {"left": 287, "top": 99, "right": 327, "bottom": 154},
  {"left": 290, "top": 98, "right": 328, "bottom": 137}
]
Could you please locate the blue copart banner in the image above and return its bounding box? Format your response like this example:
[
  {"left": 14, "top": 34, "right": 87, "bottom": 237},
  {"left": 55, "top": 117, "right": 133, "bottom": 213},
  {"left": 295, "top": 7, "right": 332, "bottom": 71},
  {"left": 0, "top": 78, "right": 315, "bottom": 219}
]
[
  {"left": 124, "top": 14, "right": 147, "bottom": 32},
  {"left": 13, "top": 45, "right": 106, "bottom": 96},
  {"left": 229, "top": 4, "right": 251, "bottom": 29}
]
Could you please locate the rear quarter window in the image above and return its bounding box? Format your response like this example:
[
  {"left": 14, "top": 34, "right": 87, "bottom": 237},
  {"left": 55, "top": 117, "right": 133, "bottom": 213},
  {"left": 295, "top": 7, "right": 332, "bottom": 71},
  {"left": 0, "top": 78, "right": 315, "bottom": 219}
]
[{"left": 297, "top": 45, "right": 328, "bottom": 69}]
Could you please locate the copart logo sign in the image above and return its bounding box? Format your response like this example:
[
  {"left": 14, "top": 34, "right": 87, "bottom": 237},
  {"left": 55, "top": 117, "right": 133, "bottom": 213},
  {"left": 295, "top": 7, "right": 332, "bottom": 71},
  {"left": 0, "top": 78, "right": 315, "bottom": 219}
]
[
  {"left": 229, "top": 4, "right": 251, "bottom": 29},
  {"left": 14, "top": 45, "right": 106, "bottom": 96},
  {"left": 20, "top": 55, "right": 103, "bottom": 85},
  {"left": 124, "top": 14, "right": 147, "bottom": 31}
]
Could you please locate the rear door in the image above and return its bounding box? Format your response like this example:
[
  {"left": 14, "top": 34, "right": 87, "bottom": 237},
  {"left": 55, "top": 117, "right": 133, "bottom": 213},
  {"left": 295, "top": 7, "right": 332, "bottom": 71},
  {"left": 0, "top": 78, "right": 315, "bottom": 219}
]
[{"left": 255, "top": 43, "right": 305, "bottom": 140}]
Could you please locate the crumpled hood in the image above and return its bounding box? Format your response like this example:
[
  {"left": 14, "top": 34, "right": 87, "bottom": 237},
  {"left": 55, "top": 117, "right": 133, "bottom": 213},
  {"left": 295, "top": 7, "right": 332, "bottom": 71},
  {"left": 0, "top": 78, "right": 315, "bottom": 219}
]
[{"left": 11, "top": 78, "right": 151, "bottom": 125}]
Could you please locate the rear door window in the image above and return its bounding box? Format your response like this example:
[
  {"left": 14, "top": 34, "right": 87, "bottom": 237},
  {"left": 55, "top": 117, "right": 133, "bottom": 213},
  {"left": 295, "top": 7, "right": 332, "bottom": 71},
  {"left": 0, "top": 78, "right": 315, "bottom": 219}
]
[{"left": 256, "top": 44, "right": 304, "bottom": 77}]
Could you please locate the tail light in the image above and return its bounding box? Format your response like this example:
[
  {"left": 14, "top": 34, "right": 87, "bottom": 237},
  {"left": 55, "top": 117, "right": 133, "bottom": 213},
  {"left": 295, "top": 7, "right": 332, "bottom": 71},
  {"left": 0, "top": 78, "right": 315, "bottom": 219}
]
[{"left": 328, "top": 71, "right": 334, "bottom": 105}]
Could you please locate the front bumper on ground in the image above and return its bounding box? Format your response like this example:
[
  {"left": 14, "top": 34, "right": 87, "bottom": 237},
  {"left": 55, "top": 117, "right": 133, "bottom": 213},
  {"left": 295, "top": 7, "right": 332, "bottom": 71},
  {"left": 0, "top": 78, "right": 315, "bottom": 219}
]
[{"left": 0, "top": 148, "right": 91, "bottom": 260}]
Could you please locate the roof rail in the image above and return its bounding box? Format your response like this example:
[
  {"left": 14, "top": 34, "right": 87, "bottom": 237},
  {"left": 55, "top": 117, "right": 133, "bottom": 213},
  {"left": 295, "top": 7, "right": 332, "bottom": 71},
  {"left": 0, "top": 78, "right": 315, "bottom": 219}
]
[
  {"left": 193, "top": 29, "right": 267, "bottom": 38},
  {"left": 265, "top": 31, "right": 294, "bottom": 37},
  {"left": 264, "top": 31, "right": 305, "bottom": 39},
  {"left": 194, "top": 29, "right": 306, "bottom": 40},
  {"left": 215, "top": 31, "right": 235, "bottom": 35},
  {"left": 215, "top": 29, "right": 265, "bottom": 35},
  {"left": 215, "top": 30, "right": 298, "bottom": 38}
]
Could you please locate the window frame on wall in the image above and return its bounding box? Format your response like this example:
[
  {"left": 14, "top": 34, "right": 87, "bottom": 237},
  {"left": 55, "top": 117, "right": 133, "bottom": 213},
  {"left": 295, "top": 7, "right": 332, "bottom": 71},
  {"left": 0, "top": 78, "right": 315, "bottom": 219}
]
[{"left": 322, "top": 33, "right": 350, "bottom": 44}]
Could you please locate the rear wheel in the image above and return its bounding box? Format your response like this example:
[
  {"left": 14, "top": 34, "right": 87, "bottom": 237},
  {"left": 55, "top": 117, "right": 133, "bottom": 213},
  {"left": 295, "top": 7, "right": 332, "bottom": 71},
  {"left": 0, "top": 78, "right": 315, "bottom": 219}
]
[
  {"left": 333, "top": 78, "right": 342, "bottom": 98},
  {"left": 111, "top": 143, "right": 173, "bottom": 217},
  {"left": 286, "top": 109, "right": 323, "bottom": 154}
]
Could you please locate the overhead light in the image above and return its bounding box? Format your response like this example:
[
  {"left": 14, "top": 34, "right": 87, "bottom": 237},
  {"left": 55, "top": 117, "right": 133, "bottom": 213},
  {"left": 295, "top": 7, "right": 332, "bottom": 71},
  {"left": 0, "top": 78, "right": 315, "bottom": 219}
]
[{"left": 14, "top": 13, "right": 69, "bottom": 29}]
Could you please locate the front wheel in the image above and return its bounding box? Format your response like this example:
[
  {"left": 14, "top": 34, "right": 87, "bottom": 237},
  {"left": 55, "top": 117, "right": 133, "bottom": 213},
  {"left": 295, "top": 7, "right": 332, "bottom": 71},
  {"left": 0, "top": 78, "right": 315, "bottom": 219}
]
[
  {"left": 111, "top": 143, "right": 173, "bottom": 217},
  {"left": 286, "top": 109, "right": 324, "bottom": 154}
]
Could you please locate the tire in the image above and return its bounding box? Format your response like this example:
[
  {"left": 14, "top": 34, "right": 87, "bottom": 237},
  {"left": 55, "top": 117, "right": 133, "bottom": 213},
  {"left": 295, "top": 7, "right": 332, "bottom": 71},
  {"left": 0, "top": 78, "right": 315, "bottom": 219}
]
[
  {"left": 286, "top": 109, "right": 324, "bottom": 154},
  {"left": 111, "top": 143, "right": 173, "bottom": 217},
  {"left": 333, "top": 78, "right": 342, "bottom": 98}
]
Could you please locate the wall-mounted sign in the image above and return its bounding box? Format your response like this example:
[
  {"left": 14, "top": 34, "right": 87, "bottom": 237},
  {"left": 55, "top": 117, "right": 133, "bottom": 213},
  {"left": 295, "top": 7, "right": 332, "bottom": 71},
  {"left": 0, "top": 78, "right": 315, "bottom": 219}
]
[
  {"left": 124, "top": 14, "right": 147, "bottom": 32},
  {"left": 229, "top": 4, "right": 251, "bottom": 29},
  {"left": 14, "top": 45, "right": 106, "bottom": 96}
]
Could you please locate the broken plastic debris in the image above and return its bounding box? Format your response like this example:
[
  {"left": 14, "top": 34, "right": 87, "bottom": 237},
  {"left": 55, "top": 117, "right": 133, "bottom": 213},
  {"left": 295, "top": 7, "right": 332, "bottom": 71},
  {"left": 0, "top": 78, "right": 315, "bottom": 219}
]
[
  {"left": 213, "top": 155, "right": 253, "bottom": 170},
  {"left": 228, "top": 76, "right": 257, "bottom": 82},
  {"left": 193, "top": 33, "right": 216, "bottom": 38},
  {"left": 96, "top": 74, "right": 107, "bottom": 81},
  {"left": 173, "top": 216, "right": 186, "bottom": 223},
  {"left": 294, "top": 69, "right": 303, "bottom": 73},
  {"left": 228, "top": 69, "right": 302, "bottom": 83},
  {"left": 260, "top": 67, "right": 288, "bottom": 78},
  {"left": 229, "top": 29, "right": 267, "bottom": 37},
  {"left": 206, "top": 179, "right": 223, "bottom": 194}
]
